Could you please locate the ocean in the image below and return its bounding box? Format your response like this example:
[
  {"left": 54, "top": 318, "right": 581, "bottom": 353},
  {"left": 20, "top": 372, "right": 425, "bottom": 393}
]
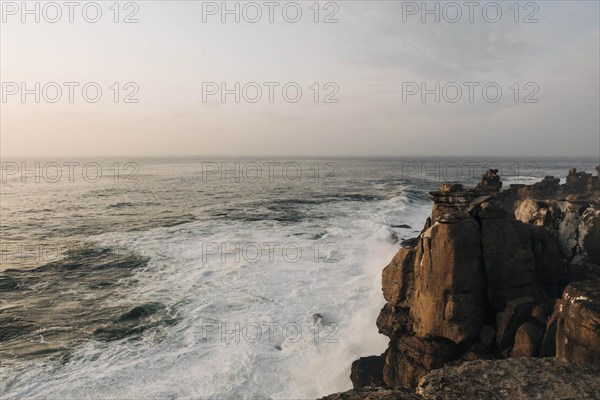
[{"left": 1, "top": 157, "right": 597, "bottom": 399}]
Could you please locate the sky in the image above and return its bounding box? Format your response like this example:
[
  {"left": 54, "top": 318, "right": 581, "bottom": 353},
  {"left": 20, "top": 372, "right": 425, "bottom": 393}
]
[{"left": 1, "top": 0, "right": 599, "bottom": 157}]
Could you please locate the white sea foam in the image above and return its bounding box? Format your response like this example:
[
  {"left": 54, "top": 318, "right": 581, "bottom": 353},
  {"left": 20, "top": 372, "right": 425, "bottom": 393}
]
[{"left": 2, "top": 192, "right": 431, "bottom": 400}]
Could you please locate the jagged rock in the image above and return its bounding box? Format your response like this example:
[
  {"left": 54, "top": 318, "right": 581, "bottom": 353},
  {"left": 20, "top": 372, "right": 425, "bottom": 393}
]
[
  {"left": 319, "top": 386, "right": 422, "bottom": 400},
  {"left": 514, "top": 198, "right": 599, "bottom": 267},
  {"left": 476, "top": 169, "right": 502, "bottom": 192},
  {"left": 324, "top": 359, "right": 600, "bottom": 399},
  {"left": 376, "top": 304, "right": 412, "bottom": 338},
  {"left": 382, "top": 248, "right": 415, "bottom": 308},
  {"left": 411, "top": 219, "right": 485, "bottom": 343},
  {"left": 515, "top": 198, "right": 551, "bottom": 226},
  {"left": 495, "top": 297, "right": 536, "bottom": 354},
  {"left": 383, "top": 336, "right": 458, "bottom": 388},
  {"left": 429, "top": 189, "right": 475, "bottom": 222},
  {"left": 545, "top": 280, "right": 600, "bottom": 366},
  {"left": 556, "top": 202, "right": 586, "bottom": 258},
  {"left": 343, "top": 168, "right": 600, "bottom": 395},
  {"left": 566, "top": 168, "right": 597, "bottom": 193},
  {"left": 350, "top": 355, "right": 385, "bottom": 388},
  {"left": 417, "top": 358, "right": 600, "bottom": 400},
  {"left": 440, "top": 183, "right": 465, "bottom": 193},
  {"left": 511, "top": 321, "right": 544, "bottom": 357}
]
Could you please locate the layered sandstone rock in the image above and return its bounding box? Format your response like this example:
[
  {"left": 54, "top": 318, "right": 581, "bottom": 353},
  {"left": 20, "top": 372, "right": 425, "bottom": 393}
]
[{"left": 349, "top": 166, "right": 600, "bottom": 391}]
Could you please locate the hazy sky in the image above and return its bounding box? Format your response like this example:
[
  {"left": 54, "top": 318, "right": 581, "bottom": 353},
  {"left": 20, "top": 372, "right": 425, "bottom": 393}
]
[{"left": 1, "top": 0, "right": 599, "bottom": 157}]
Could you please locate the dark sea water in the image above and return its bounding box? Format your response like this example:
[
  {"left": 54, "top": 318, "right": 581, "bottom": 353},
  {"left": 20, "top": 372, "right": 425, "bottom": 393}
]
[{"left": 1, "top": 157, "right": 597, "bottom": 399}]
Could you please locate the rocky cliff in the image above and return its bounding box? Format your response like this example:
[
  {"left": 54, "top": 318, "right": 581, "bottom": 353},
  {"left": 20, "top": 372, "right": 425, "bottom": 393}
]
[
  {"left": 337, "top": 166, "right": 600, "bottom": 397},
  {"left": 321, "top": 358, "right": 600, "bottom": 400}
]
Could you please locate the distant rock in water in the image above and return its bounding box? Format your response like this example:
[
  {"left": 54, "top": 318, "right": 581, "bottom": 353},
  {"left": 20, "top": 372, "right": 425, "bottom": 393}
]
[
  {"left": 342, "top": 166, "right": 600, "bottom": 393},
  {"left": 391, "top": 224, "right": 412, "bottom": 229},
  {"left": 311, "top": 313, "right": 335, "bottom": 326}
]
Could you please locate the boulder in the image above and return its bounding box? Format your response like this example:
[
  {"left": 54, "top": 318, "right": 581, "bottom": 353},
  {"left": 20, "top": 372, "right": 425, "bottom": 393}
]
[
  {"left": 475, "top": 169, "right": 502, "bottom": 192},
  {"left": 546, "top": 280, "right": 600, "bottom": 366},
  {"left": 514, "top": 198, "right": 551, "bottom": 226},
  {"left": 495, "top": 297, "right": 536, "bottom": 354},
  {"left": 510, "top": 321, "right": 544, "bottom": 357},
  {"left": 350, "top": 355, "right": 385, "bottom": 388}
]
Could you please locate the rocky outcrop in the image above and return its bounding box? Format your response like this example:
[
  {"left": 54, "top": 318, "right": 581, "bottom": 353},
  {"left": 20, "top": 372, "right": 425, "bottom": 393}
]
[
  {"left": 383, "top": 335, "right": 458, "bottom": 388},
  {"left": 543, "top": 279, "right": 600, "bottom": 365},
  {"left": 349, "top": 166, "right": 600, "bottom": 391},
  {"left": 350, "top": 355, "right": 386, "bottom": 388},
  {"left": 417, "top": 358, "right": 600, "bottom": 400},
  {"left": 322, "top": 358, "right": 600, "bottom": 400},
  {"left": 320, "top": 386, "right": 421, "bottom": 400}
]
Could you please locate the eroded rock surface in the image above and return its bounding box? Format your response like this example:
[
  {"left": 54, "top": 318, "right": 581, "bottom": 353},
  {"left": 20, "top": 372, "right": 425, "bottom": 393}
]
[
  {"left": 417, "top": 358, "right": 600, "bottom": 400},
  {"left": 348, "top": 166, "right": 600, "bottom": 390},
  {"left": 322, "top": 358, "right": 600, "bottom": 400},
  {"left": 544, "top": 279, "right": 600, "bottom": 365},
  {"left": 319, "top": 386, "right": 421, "bottom": 400}
]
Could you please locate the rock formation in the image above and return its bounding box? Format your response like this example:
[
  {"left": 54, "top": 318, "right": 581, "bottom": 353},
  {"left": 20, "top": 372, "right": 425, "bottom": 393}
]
[
  {"left": 348, "top": 166, "right": 600, "bottom": 391},
  {"left": 321, "top": 358, "right": 600, "bottom": 400},
  {"left": 417, "top": 358, "right": 600, "bottom": 400}
]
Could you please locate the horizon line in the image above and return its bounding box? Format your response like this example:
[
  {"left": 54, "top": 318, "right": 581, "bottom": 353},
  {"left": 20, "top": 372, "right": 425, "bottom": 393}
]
[{"left": 1, "top": 154, "right": 599, "bottom": 160}]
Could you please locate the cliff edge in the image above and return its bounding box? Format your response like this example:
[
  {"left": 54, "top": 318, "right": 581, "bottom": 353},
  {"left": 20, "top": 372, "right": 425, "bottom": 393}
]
[{"left": 327, "top": 166, "right": 600, "bottom": 398}]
